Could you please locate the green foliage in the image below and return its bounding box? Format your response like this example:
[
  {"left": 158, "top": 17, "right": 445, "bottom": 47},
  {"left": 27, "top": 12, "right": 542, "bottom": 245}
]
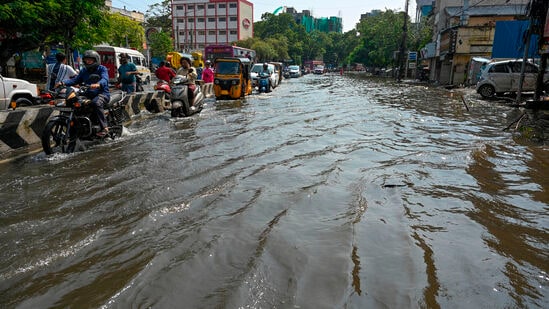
[
  {"left": 351, "top": 10, "right": 405, "bottom": 67},
  {"left": 148, "top": 31, "right": 173, "bottom": 59},
  {"left": 145, "top": 0, "right": 172, "bottom": 35},
  {"left": 0, "top": 0, "right": 108, "bottom": 69},
  {"left": 107, "top": 13, "right": 145, "bottom": 50}
]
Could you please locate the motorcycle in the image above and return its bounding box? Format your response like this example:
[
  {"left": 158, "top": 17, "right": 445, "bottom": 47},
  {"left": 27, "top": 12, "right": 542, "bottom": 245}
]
[
  {"left": 41, "top": 77, "right": 129, "bottom": 155},
  {"left": 170, "top": 75, "right": 204, "bottom": 117},
  {"left": 154, "top": 79, "right": 172, "bottom": 101},
  {"left": 257, "top": 72, "right": 271, "bottom": 93}
]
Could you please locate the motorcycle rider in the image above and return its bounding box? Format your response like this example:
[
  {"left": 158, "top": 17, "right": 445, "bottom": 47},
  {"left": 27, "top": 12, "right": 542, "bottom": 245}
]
[
  {"left": 259, "top": 63, "right": 272, "bottom": 93},
  {"left": 175, "top": 56, "right": 197, "bottom": 105},
  {"left": 118, "top": 52, "right": 139, "bottom": 93},
  {"left": 57, "top": 50, "right": 110, "bottom": 137},
  {"left": 155, "top": 61, "right": 175, "bottom": 83}
]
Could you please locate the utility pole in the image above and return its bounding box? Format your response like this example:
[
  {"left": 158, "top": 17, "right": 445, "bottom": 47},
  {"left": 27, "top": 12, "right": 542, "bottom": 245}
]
[{"left": 397, "top": 0, "right": 409, "bottom": 82}]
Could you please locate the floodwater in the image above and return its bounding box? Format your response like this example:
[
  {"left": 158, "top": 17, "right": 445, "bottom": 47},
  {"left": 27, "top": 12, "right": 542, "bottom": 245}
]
[{"left": 0, "top": 74, "right": 547, "bottom": 308}]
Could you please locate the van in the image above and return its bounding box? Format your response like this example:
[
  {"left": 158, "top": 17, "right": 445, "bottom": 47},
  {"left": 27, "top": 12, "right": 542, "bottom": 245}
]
[{"left": 94, "top": 45, "right": 151, "bottom": 85}]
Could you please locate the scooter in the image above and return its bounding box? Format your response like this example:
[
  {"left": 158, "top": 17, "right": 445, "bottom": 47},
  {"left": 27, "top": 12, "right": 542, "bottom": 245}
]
[
  {"left": 170, "top": 75, "right": 204, "bottom": 117},
  {"left": 258, "top": 72, "right": 271, "bottom": 93}
]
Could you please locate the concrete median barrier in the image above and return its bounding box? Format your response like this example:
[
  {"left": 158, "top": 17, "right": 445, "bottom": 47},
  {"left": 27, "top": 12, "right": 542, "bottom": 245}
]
[{"left": 0, "top": 90, "right": 166, "bottom": 160}]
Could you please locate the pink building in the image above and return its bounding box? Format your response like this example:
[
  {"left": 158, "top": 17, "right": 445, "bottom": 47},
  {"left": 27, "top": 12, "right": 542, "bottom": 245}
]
[{"left": 171, "top": 0, "right": 254, "bottom": 52}]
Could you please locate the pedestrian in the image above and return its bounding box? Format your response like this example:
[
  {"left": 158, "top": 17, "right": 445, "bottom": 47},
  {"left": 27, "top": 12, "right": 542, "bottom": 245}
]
[
  {"left": 58, "top": 50, "right": 110, "bottom": 137},
  {"left": 155, "top": 61, "right": 175, "bottom": 83},
  {"left": 202, "top": 60, "right": 214, "bottom": 98},
  {"left": 46, "top": 52, "right": 77, "bottom": 91},
  {"left": 117, "top": 52, "right": 139, "bottom": 93},
  {"left": 196, "top": 63, "right": 203, "bottom": 80}
]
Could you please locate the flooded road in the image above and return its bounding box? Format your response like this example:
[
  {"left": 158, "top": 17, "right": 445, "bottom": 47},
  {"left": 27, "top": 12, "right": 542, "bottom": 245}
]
[{"left": 1, "top": 74, "right": 548, "bottom": 308}]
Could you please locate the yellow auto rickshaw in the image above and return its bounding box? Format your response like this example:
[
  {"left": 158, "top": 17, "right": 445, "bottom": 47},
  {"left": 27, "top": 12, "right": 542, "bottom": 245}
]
[{"left": 213, "top": 57, "right": 253, "bottom": 99}]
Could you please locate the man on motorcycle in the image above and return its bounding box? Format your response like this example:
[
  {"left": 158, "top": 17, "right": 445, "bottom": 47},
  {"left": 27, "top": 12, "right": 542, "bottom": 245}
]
[
  {"left": 118, "top": 52, "right": 139, "bottom": 93},
  {"left": 175, "top": 56, "right": 197, "bottom": 105},
  {"left": 58, "top": 50, "right": 110, "bottom": 137},
  {"left": 259, "top": 63, "right": 272, "bottom": 93}
]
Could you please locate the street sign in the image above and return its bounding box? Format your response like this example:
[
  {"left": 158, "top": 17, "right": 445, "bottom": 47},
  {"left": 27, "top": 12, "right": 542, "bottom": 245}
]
[{"left": 408, "top": 51, "right": 417, "bottom": 61}]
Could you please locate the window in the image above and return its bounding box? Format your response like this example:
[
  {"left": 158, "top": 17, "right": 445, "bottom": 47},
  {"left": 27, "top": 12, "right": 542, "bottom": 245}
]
[
  {"left": 230, "top": 17, "right": 237, "bottom": 22},
  {"left": 230, "top": 30, "right": 237, "bottom": 35},
  {"left": 197, "top": 17, "right": 204, "bottom": 22},
  {"left": 177, "top": 18, "right": 184, "bottom": 23},
  {"left": 188, "top": 18, "right": 194, "bottom": 22},
  {"left": 208, "top": 30, "right": 216, "bottom": 35},
  {"left": 176, "top": 5, "right": 183, "bottom": 10},
  {"left": 131, "top": 57, "right": 142, "bottom": 66},
  {"left": 208, "top": 4, "right": 214, "bottom": 9},
  {"left": 219, "top": 17, "right": 226, "bottom": 22},
  {"left": 197, "top": 4, "right": 204, "bottom": 10},
  {"left": 218, "top": 4, "right": 226, "bottom": 8},
  {"left": 490, "top": 64, "right": 508, "bottom": 73},
  {"left": 219, "top": 30, "right": 227, "bottom": 35},
  {"left": 208, "top": 17, "right": 215, "bottom": 22},
  {"left": 198, "top": 30, "right": 205, "bottom": 35},
  {"left": 229, "top": 3, "right": 237, "bottom": 8},
  {"left": 187, "top": 5, "right": 194, "bottom": 10}
]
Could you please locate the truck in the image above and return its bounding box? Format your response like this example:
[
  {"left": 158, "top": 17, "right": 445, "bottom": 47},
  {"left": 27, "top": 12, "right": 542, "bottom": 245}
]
[{"left": 0, "top": 74, "right": 39, "bottom": 109}]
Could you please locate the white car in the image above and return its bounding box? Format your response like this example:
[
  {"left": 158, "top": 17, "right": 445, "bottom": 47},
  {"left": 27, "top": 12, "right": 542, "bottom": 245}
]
[
  {"left": 476, "top": 59, "right": 549, "bottom": 98},
  {"left": 288, "top": 65, "right": 301, "bottom": 78},
  {"left": 250, "top": 63, "right": 278, "bottom": 88}
]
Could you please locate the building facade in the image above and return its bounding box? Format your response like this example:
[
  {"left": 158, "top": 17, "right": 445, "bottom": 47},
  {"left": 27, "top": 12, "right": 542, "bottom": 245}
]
[
  {"left": 421, "top": 0, "right": 530, "bottom": 85},
  {"left": 171, "top": 0, "right": 254, "bottom": 52},
  {"left": 279, "top": 7, "right": 343, "bottom": 34}
]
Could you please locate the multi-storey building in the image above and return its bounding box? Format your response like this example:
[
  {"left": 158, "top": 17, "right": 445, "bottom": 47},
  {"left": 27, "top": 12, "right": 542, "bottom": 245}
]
[
  {"left": 280, "top": 7, "right": 343, "bottom": 34},
  {"left": 104, "top": 0, "right": 145, "bottom": 23},
  {"left": 171, "top": 0, "right": 254, "bottom": 52},
  {"left": 421, "top": 0, "right": 530, "bottom": 85}
]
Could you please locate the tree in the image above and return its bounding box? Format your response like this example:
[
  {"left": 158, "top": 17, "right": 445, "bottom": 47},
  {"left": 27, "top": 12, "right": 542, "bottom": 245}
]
[
  {"left": 107, "top": 13, "right": 145, "bottom": 50},
  {"left": 145, "top": 0, "right": 172, "bottom": 35},
  {"left": 0, "top": 0, "right": 109, "bottom": 71},
  {"left": 147, "top": 31, "right": 173, "bottom": 60},
  {"left": 351, "top": 10, "right": 405, "bottom": 68}
]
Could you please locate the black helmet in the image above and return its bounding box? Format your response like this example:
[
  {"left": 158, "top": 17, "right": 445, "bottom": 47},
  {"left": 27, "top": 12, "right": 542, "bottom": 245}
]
[
  {"left": 82, "top": 50, "right": 100, "bottom": 71},
  {"left": 180, "top": 56, "right": 191, "bottom": 66},
  {"left": 263, "top": 63, "right": 268, "bottom": 69}
]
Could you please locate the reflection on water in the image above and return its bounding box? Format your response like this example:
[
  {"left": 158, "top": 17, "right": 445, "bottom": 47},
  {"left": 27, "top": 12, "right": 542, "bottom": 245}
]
[{"left": 0, "top": 74, "right": 547, "bottom": 308}]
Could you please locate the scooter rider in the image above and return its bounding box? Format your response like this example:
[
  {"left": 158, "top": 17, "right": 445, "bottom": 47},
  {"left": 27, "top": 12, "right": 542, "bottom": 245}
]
[
  {"left": 176, "top": 56, "right": 197, "bottom": 105},
  {"left": 259, "top": 63, "right": 272, "bottom": 92},
  {"left": 57, "top": 50, "right": 110, "bottom": 137}
]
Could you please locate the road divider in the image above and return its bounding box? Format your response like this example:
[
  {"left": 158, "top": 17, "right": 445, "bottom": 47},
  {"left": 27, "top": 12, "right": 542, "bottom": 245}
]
[{"left": 0, "top": 90, "right": 166, "bottom": 160}]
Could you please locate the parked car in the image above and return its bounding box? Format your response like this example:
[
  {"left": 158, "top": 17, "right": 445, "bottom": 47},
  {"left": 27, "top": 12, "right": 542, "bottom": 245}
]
[
  {"left": 0, "top": 74, "right": 39, "bottom": 109},
  {"left": 288, "top": 65, "right": 301, "bottom": 78},
  {"left": 476, "top": 59, "right": 549, "bottom": 99},
  {"left": 250, "top": 63, "right": 278, "bottom": 88}
]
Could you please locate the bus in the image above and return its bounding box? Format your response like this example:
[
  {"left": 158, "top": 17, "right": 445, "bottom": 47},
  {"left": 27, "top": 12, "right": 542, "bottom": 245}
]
[{"left": 204, "top": 45, "right": 256, "bottom": 62}]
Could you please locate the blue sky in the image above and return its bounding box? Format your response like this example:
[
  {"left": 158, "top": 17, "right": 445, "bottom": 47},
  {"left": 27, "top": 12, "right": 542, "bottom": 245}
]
[{"left": 112, "top": 0, "right": 416, "bottom": 32}]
